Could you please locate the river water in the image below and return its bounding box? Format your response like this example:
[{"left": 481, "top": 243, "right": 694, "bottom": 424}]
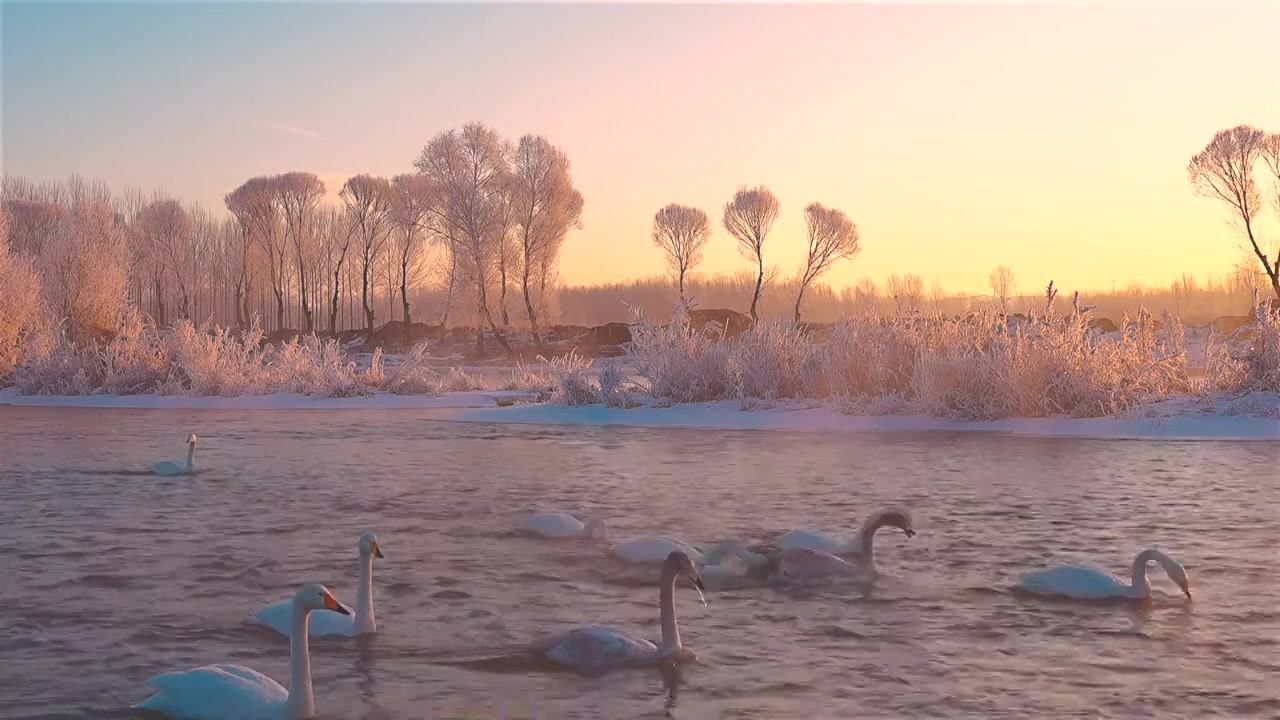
[{"left": 1, "top": 407, "right": 1277, "bottom": 719}]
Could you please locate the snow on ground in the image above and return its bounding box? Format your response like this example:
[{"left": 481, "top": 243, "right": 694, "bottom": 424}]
[
  {"left": 451, "top": 393, "right": 1280, "bottom": 442},
  {"left": 0, "top": 388, "right": 537, "bottom": 411}
]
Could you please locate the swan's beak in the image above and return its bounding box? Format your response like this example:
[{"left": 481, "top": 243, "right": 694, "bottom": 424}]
[
  {"left": 689, "top": 572, "right": 705, "bottom": 592},
  {"left": 903, "top": 528, "right": 916, "bottom": 538},
  {"left": 1181, "top": 585, "right": 1192, "bottom": 600},
  {"left": 371, "top": 541, "right": 384, "bottom": 559},
  {"left": 323, "top": 593, "right": 352, "bottom": 615}
]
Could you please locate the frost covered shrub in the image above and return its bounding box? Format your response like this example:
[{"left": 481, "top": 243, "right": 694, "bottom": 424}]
[
  {"left": 626, "top": 301, "right": 735, "bottom": 403},
  {"left": 542, "top": 350, "right": 599, "bottom": 405},
  {"left": 1207, "top": 298, "right": 1280, "bottom": 393},
  {"left": 623, "top": 288, "right": 1193, "bottom": 420},
  {"left": 0, "top": 209, "right": 49, "bottom": 379}
]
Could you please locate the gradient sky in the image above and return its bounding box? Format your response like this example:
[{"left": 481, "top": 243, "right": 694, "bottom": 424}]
[{"left": 4, "top": 1, "right": 1279, "bottom": 295}]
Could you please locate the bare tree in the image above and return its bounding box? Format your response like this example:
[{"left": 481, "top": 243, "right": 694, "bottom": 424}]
[
  {"left": 651, "top": 203, "right": 711, "bottom": 302},
  {"left": 390, "top": 173, "right": 436, "bottom": 335},
  {"left": 339, "top": 175, "right": 394, "bottom": 338},
  {"left": 135, "top": 199, "right": 197, "bottom": 320},
  {"left": 794, "top": 202, "right": 860, "bottom": 324},
  {"left": 225, "top": 177, "right": 285, "bottom": 329},
  {"left": 1188, "top": 125, "right": 1278, "bottom": 299},
  {"left": 853, "top": 277, "right": 879, "bottom": 316},
  {"left": 274, "top": 172, "right": 325, "bottom": 333},
  {"left": 887, "top": 273, "right": 924, "bottom": 313},
  {"left": 722, "top": 185, "right": 780, "bottom": 322},
  {"left": 509, "top": 134, "right": 584, "bottom": 353},
  {"left": 414, "top": 121, "right": 516, "bottom": 358},
  {"left": 989, "top": 265, "right": 1015, "bottom": 312}
]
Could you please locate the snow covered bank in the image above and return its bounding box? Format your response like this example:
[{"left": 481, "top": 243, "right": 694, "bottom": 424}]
[
  {"left": 0, "top": 388, "right": 536, "bottom": 411},
  {"left": 451, "top": 394, "right": 1280, "bottom": 441}
]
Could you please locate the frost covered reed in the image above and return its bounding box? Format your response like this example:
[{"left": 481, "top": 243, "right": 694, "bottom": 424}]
[{"left": 6, "top": 313, "right": 483, "bottom": 398}]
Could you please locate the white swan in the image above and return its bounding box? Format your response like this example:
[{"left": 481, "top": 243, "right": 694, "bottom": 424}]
[
  {"left": 608, "top": 535, "right": 699, "bottom": 563},
  {"left": 253, "top": 533, "right": 384, "bottom": 638},
  {"left": 534, "top": 551, "right": 705, "bottom": 671},
  {"left": 152, "top": 434, "right": 197, "bottom": 476},
  {"left": 1016, "top": 549, "right": 1192, "bottom": 602},
  {"left": 747, "top": 548, "right": 865, "bottom": 581},
  {"left": 776, "top": 507, "right": 916, "bottom": 556},
  {"left": 521, "top": 512, "right": 609, "bottom": 542},
  {"left": 135, "top": 583, "right": 350, "bottom": 720}
]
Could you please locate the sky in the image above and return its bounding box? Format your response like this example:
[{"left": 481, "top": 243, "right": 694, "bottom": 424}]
[{"left": 3, "top": 1, "right": 1279, "bottom": 296}]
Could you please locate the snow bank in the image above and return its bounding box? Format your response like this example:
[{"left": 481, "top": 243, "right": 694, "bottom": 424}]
[
  {"left": 0, "top": 388, "right": 536, "bottom": 411},
  {"left": 451, "top": 394, "right": 1280, "bottom": 442}
]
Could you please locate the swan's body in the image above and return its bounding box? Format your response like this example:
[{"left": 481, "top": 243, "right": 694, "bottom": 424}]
[
  {"left": 609, "top": 535, "right": 699, "bottom": 563},
  {"left": 750, "top": 548, "right": 864, "bottom": 581},
  {"left": 135, "top": 583, "right": 349, "bottom": 720},
  {"left": 521, "top": 512, "right": 608, "bottom": 541},
  {"left": 152, "top": 434, "right": 198, "bottom": 476},
  {"left": 1016, "top": 549, "right": 1192, "bottom": 601},
  {"left": 535, "top": 551, "right": 704, "bottom": 671},
  {"left": 254, "top": 533, "right": 383, "bottom": 638},
  {"left": 776, "top": 508, "right": 916, "bottom": 556}
]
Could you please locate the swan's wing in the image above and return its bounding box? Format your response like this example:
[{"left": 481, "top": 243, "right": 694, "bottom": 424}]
[
  {"left": 251, "top": 598, "right": 294, "bottom": 637},
  {"left": 523, "top": 512, "right": 585, "bottom": 538},
  {"left": 776, "top": 548, "right": 859, "bottom": 579},
  {"left": 308, "top": 606, "right": 357, "bottom": 637},
  {"left": 776, "top": 530, "right": 842, "bottom": 554},
  {"left": 537, "top": 626, "right": 657, "bottom": 669},
  {"left": 1017, "top": 565, "right": 1133, "bottom": 599},
  {"left": 136, "top": 663, "right": 286, "bottom": 719}
]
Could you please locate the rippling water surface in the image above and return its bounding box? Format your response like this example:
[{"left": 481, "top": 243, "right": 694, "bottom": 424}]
[{"left": 2, "top": 407, "right": 1278, "bottom": 719}]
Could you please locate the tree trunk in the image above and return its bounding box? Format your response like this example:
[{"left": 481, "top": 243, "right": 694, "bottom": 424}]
[
  {"left": 793, "top": 285, "right": 807, "bottom": 325},
  {"left": 749, "top": 256, "right": 764, "bottom": 322},
  {"left": 234, "top": 279, "right": 245, "bottom": 328},
  {"left": 329, "top": 264, "right": 344, "bottom": 334},
  {"left": 499, "top": 258, "right": 510, "bottom": 327},
  {"left": 362, "top": 259, "right": 374, "bottom": 339},
  {"left": 299, "top": 268, "right": 313, "bottom": 333},
  {"left": 154, "top": 274, "right": 166, "bottom": 327},
  {"left": 522, "top": 265, "right": 544, "bottom": 355},
  {"left": 274, "top": 288, "right": 285, "bottom": 331},
  {"left": 400, "top": 257, "right": 411, "bottom": 344}
]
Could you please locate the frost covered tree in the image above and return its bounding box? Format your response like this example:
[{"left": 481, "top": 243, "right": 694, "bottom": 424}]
[
  {"left": 722, "top": 185, "right": 780, "bottom": 322},
  {"left": 989, "top": 265, "right": 1015, "bottom": 312},
  {"left": 415, "top": 121, "right": 516, "bottom": 358},
  {"left": 1188, "top": 125, "right": 1279, "bottom": 299},
  {"left": 652, "top": 203, "right": 712, "bottom": 303},
  {"left": 510, "top": 134, "right": 584, "bottom": 352},
  {"left": 794, "top": 202, "right": 860, "bottom": 323},
  {"left": 0, "top": 206, "right": 46, "bottom": 375},
  {"left": 339, "top": 175, "right": 394, "bottom": 337},
  {"left": 274, "top": 172, "right": 325, "bottom": 333},
  {"left": 887, "top": 272, "right": 924, "bottom": 313},
  {"left": 39, "top": 202, "right": 128, "bottom": 341},
  {"left": 2, "top": 199, "right": 67, "bottom": 257},
  {"left": 390, "top": 173, "right": 435, "bottom": 331},
  {"left": 225, "top": 178, "right": 285, "bottom": 329},
  {"left": 134, "top": 199, "right": 195, "bottom": 321}
]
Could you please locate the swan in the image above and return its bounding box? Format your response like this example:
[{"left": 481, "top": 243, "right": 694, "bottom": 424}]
[
  {"left": 521, "top": 512, "right": 609, "bottom": 542},
  {"left": 253, "top": 533, "right": 384, "bottom": 638},
  {"left": 609, "top": 535, "right": 700, "bottom": 563},
  {"left": 534, "top": 550, "right": 705, "bottom": 671},
  {"left": 1016, "top": 549, "right": 1192, "bottom": 602},
  {"left": 152, "top": 434, "right": 198, "bottom": 476},
  {"left": 135, "top": 583, "right": 350, "bottom": 720},
  {"left": 776, "top": 507, "right": 916, "bottom": 556}
]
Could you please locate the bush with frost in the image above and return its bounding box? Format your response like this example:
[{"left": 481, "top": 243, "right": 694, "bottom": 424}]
[
  {"left": 1207, "top": 295, "right": 1280, "bottom": 393},
  {"left": 0, "top": 208, "right": 49, "bottom": 379}
]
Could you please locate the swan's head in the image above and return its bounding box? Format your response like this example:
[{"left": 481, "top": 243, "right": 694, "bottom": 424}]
[
  {"left": 359, "top": 532, "right": 384, "bottom": 559},
  {"left": 294, "top": 583, "right": 351, "bottom": 615},
  {"left": 583, "top": 518, "right": 609, "bottom": 543},
  {"left": 868, "top": 508, "right": 915, "bottom": 538},
  {"left": 664, "top": 551, "right": 705, "bottom": 592},
  {"left": 1154, "top": 553, "right": 1191, "bottom": 600},
  {"left": 186, "top": 434, "right": 198, "bottom": 445}
]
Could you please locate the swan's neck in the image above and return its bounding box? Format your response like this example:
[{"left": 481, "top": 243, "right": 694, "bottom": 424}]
[
  {"left": 286, "top": 605, "right": 315, "bottom": 719},
  {"left": 185, "top": 443, "right": 195, "bottom": 471},
  {"left": 1129, "top": 550, "right": 1160, "bottom": 597},
  {"left": 355, "top": 551, "right": 376, "bottom": 633},
  {"left": 658, "top": 568, "right": 681, "bottom": 655},
  {"left": 856, "top": 517, "right": 884, "bottom": 567}
]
